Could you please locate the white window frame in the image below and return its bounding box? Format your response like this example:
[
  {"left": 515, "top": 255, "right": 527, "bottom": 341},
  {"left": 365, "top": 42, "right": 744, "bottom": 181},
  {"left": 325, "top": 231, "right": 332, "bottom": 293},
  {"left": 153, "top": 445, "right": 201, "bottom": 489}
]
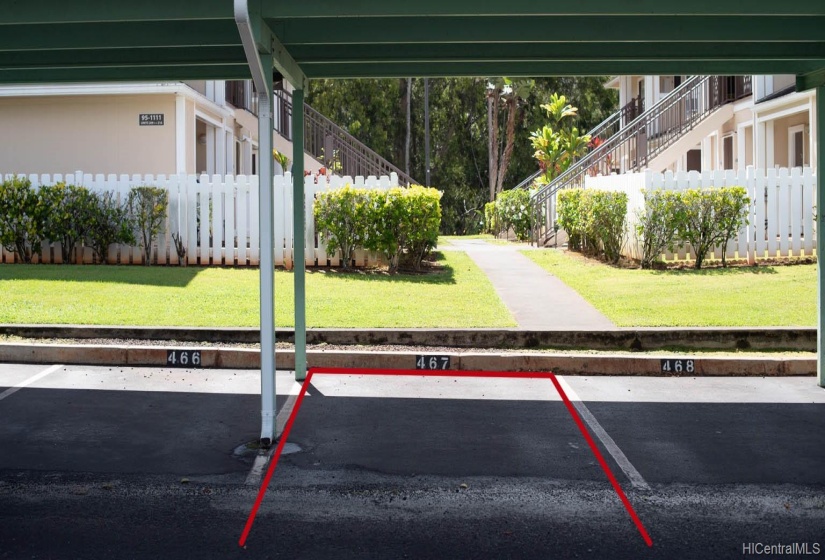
[
  {"left": 788, "top": 124, "right": 807, "bottom": 168},
  {"left": 722, "top": 133, "right": 735, "bottom": 170}
]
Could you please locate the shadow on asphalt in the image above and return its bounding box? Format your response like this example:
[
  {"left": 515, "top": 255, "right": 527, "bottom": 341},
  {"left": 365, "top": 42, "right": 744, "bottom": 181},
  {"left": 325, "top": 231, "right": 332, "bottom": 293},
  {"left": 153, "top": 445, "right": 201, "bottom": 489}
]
[{"left": 1, "top": 385, "right": 823, "bottom": 487}]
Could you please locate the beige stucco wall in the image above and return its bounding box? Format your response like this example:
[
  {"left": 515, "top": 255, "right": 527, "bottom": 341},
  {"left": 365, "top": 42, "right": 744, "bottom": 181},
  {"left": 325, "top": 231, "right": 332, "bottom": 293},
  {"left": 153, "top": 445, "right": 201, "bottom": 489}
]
[
  {"left": 0, "top": 94, "right": 177, "bottom": 175},
  {"left": 186, "top": 98, "right": 196, "bottom": 173},
  {"left": 744, "top": 126, "right": 754, "bottom": 167},
  {"left": 772, "top": 112, "right": 810, "bottom": 168}
]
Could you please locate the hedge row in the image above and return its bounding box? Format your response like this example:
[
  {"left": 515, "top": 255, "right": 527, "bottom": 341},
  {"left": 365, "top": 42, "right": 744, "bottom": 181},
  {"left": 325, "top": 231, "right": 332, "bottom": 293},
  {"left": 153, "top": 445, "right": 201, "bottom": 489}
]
[
  {"left": 483, "top": 188, "right": 534, "bottom": 241},
  {"left": 557, "top": 189, "right": 628, "bottom": 263},
  {"left": 0, "top": 176, "right": 168, "bottom": 265},
  {"left": 314, "top": 185, "right": 442, "bottom": 273},
  {"left": 556, "top": 186, "right": 750, "bottom": 269},
  {"left": 635, "top": 186, "right": 749, "bottom": 269}
]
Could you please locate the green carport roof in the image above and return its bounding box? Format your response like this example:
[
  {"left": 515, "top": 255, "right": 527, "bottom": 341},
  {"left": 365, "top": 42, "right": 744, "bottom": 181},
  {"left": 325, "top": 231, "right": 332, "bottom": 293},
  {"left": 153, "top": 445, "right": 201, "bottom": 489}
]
[{"left": 2, "top": 1, "right": 825, "bottom": 89}]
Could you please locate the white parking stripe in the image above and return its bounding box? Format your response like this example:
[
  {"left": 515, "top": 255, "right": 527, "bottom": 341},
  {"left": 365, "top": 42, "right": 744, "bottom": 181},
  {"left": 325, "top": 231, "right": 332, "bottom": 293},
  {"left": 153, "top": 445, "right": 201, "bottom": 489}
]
[
  {"left": 245, "top": 392, "right": 300, "bottom": 486},
  {"left": 0, "top": 364, "right": 63, "bottom": 403},
  {"left": 557, "top": 376, "right": 650, "bottom": 491}
]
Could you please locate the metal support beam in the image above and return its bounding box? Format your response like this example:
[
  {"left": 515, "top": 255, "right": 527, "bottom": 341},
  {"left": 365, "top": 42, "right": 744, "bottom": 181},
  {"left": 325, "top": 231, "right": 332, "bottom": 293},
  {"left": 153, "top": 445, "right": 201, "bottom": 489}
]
[
  {"left": 236, "top": 0, "right": 276, "bottom": 445},
  {"left": 798, "top": 69, "right": 825, "bottom": 92},
  {"left": 292, "top": 88, "right": 307, "bottom": 381},
  {"left": 257, "top": 75, "right": 277, "bottom": 444},
  {"left": 265, "top": 0, "right": 825, "bottom": 18},
  {"left": 235, "top": 0, "right": 272, "bottom": 98},
  {"left": 818, "top": 86, "right": 825, "bottom": 388},
  {"left": 276, "top": 15, "right": 825, "bottom": 45}
]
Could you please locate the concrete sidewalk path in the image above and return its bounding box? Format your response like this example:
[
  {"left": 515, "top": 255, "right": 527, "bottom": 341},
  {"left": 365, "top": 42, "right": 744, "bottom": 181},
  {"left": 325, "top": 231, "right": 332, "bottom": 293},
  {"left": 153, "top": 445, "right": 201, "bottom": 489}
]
[{"left": 445, "top": 239, "right": 614, "bottom": 329}]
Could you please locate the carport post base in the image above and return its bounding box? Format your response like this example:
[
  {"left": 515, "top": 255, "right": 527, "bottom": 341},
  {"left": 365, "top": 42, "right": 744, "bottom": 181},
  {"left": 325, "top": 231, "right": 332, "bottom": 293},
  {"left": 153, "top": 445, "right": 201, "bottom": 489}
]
[{"left": 818, "top": 85, "right": 825, "bottom": 388}]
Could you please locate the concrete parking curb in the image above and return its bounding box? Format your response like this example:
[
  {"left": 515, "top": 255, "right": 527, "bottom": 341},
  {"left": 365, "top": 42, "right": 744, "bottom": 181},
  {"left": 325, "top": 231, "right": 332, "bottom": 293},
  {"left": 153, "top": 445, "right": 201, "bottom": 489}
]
[
  {"left": 0, "top": 342, "right": 814, "bottom": 376},
  {"left": 0, "top": 325, "right": 817, "bottom": 352}
]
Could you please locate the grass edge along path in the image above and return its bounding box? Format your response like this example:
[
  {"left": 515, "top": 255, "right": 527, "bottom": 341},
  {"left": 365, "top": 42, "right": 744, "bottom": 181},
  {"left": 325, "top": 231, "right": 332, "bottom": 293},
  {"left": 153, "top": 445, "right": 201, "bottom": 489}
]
[
  {"left": 0, "top": 251, "right": 516, "bottom": 328},
  {"left": 522, "top": 249, "right": 816, "bottom": 328}
]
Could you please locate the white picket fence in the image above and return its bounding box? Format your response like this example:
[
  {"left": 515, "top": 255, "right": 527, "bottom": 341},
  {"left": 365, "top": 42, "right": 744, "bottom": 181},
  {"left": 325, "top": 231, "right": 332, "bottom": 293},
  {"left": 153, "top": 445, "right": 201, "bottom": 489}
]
[
  {"left": 584, "top": 167, "right": 817, "bottom": 263},
  {"left": 0, "top": 171, "right": 398, "bottom": 267}
]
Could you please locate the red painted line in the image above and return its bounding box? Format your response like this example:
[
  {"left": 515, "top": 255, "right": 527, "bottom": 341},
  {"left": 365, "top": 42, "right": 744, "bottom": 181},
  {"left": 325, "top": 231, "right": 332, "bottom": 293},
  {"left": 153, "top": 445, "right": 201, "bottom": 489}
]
[
  {"left": 239, "top": 367, "right": 652, "bottom": 548},
  {"left": 238, "top": 370, "right": 314, "bottom": 547},
  {"left": 549, "top": 374, "right": 653, "bottom": 548}
]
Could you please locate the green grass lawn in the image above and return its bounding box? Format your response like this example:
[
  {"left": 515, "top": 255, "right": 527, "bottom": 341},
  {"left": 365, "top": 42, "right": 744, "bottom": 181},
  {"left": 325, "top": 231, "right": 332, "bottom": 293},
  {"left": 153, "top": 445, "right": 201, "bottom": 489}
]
[
  {"left": 0, "top": 252, "right": 516, "bottom": 328},
  {"left": 522, "top": 249, "right": 816, "bottom": 327}
]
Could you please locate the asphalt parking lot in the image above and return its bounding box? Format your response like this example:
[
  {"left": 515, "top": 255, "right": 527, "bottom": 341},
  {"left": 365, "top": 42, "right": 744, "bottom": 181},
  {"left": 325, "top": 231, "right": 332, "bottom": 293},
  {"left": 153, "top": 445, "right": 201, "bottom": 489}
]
[{"left": 1, "top": 362, "right": 824, "bottom": 559}]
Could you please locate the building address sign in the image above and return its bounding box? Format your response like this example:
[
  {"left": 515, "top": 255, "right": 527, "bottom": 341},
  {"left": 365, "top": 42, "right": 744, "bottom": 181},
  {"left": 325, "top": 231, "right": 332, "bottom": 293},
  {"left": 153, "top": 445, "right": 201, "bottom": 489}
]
[{"left": 139, "top": 113, "right": 164, "bottom": 126}]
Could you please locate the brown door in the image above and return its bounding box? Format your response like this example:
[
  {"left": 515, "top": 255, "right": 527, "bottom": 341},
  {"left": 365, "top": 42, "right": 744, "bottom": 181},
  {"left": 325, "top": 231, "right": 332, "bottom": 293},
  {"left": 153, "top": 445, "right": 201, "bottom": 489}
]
[{"left": 687, "top": 149, "right": 702, "bottom": 172}]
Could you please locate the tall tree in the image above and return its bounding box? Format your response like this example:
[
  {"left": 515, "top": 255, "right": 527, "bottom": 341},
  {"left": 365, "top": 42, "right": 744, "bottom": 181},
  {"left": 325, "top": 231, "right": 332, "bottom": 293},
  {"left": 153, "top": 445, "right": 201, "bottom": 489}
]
[{"left": 487, "top": 78, "right": 534, "bottom": 201}]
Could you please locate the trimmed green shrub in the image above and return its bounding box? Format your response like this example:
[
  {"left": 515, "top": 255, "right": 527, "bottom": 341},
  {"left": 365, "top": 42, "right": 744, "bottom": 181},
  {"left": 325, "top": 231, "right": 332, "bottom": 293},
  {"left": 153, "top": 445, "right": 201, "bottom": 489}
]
[
  {"left": 365, "top": 187, "right": 406, "bottom": 272},
  {"left": 635, "top": 189, "right": 684, "bottom": 269},
  {"left": 483, "top": 201, "right": 499, "bottom": 236},
  {"left": 314, "top": 185, "right": 370, "bottom": 269},
  {"left": 583, "top": 190, "right": 627, "bottom": 264},
  {"left": 0, "top": 176, "right": 47, "bottom": 263},
  {"left": 39, "top": 182, "right": 99, "bottom": 264},
  {"left": 636, "top": 189, "right": 684, "bottom": 268},
  {"left": 677, "top": 186, "right": 749, "bottom": 269},
  {"left": 317, "top": 184, "right": 442, "bottom": 273},
  {"left": 399, "top": 185, "right": 442, "bottom": 271},
  {"left": 557, "top": 188, "right": 627, "bottom": 263},
  {"left": 128, "top": 186, "right": 168, "bottom": 265},
  {"left": 557, "top": 188, "right": 586, "bottom": 251},
  {"left": 87, "top": 191, "right": 135, "bottom": 264},
  {"left": 495, "top": 188, "right": 533, "bottom": 241}
]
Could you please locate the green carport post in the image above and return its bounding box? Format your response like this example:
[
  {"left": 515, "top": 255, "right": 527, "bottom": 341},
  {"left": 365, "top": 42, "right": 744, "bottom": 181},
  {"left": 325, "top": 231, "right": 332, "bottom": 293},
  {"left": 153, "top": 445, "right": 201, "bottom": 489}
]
[
  {"left": 819, "top": 85, "right": 825, "bottom": 388},
  {"left": 292, "top": 88, "right": 307, "bottom": 381}
]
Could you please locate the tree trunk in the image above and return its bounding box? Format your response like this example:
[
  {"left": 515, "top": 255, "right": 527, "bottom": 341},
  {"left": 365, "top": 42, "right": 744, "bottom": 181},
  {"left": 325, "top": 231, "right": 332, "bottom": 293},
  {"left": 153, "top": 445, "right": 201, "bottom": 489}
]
[
  {"left": 487, "top": 87, "right": 499, "bottom": 202},
  {"left": 405, "top": 78, "right": 411, "bottom": 179},
  {"left": 496, "top": 95, "right": 518, "bottom": 196}
]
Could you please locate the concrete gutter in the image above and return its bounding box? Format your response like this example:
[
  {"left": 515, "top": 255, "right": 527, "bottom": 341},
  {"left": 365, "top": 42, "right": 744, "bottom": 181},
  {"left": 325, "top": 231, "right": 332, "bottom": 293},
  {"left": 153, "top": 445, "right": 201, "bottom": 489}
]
[
  {"left": 0, "top": 325, "right": 816, "bottom": 352},
  {"left": 0, "top": 342, "right": 814, "bottom": 376}
]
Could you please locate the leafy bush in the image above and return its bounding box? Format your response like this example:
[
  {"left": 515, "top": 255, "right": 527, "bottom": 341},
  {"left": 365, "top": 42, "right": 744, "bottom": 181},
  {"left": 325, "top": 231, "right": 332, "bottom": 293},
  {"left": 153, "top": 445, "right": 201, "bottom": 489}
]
[
  {"left": 557, "top": 188, "right": 627, "bottom": 262},
  {"left": 677, "top": 186, "right": 749, "bottom": 269},
  {"left": 583, "top": 190, "right": 627, "bottom": 263},
  {"left": 483, "top": 201, "right": 499, "bottom": 236},
  {"left": 316, "top": 184, "right": 441, "bottom": 273},
  {"left": 87, "top": 191, "right": 135, "bottom": 264},
  {"left": 314, "top": 185, "right": 370, "bottom": 269},
  {"left": 495, "top": 188, "right": 533, "bottom": 241},
  {"left": 0, "top": 176, "right": 47, "bottom": 263},
  {"left": 557, "top": 188, "right": 586, "bottom": 250},
  {"left": 38, "top": 183, "right": 98, "bottom": 264},
  {"left": 365, "top": 187, "right": 406, "bottom": 272},
  {"left": 398, "top": 185, "right": 442, "bottom": 270},
  {"left": 635, "top": 189, "right": 684, "bottom": 269},
  {"left": 128, "top": 186, "right": 168, "bottom": 265}
]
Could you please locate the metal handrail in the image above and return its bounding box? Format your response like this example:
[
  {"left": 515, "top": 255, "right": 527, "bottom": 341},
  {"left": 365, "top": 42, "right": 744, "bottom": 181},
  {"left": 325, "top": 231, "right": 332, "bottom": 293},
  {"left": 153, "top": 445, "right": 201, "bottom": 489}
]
[
  {"left": 529, "top": 75, "right": 737, "bottom": 244},
  {"left": 273, "top": 89, "right": 418, "bottom": 185}
]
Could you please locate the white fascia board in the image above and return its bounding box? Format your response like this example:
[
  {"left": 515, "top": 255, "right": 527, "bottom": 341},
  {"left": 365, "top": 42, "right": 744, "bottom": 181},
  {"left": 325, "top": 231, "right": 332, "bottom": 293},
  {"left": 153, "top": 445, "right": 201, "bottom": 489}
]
[
  {"left": 195, "top": 110, "right": 226, "bottom": 129},
  {"left": 754, "top": 90, "right": 815, "bottom": 121},
  {"left": 0, "top": 82, "right": 234, "bottom": 119},
  {"left": 604, "top": 76, "right": 621, "bottom": 89}
]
